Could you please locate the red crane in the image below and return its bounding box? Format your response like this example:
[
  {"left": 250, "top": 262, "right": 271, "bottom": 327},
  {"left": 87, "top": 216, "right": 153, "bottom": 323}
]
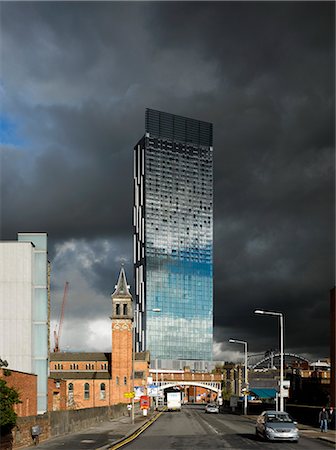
[{"left": 53, "top": 281, "right": 69, "bottom": 352}]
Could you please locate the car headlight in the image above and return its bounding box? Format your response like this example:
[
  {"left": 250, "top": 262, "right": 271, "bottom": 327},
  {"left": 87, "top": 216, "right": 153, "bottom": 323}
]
[
  {"left": 294, "top": 428, "right": 299, "bottom": 433},
  {"left": 266, "top": 427, "right": 275, "bottom": 433}
]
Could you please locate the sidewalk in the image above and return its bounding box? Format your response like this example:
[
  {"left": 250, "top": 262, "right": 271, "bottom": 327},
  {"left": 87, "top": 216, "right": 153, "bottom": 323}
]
[
  {"left": 297, "top": 423, "right": 336, "bottom": 446},
  {"left": 27, "top": 409, "right": 158, "bottom": 450}
]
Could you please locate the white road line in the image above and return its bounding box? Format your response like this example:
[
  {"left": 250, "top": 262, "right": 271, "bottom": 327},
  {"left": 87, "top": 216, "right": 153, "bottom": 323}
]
[{"left": 204, "top": 420, "right": 219, "bottom": 434}]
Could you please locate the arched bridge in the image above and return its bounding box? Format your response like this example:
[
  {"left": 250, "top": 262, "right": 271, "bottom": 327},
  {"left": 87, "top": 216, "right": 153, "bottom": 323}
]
[
  {"left": 251, "top": 352, "right": 310, "bottom": 369},
  {"left": 150, "top": 369, "right": 223, "bottom": 397},
  {"left": 155, "top": 380, "right": 222, "bottom": 395}
]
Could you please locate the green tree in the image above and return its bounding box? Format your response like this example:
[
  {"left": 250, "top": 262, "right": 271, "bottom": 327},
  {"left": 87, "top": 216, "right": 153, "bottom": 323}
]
[{"left": 0, "top": 360, "right": 21, "bottom": 433}]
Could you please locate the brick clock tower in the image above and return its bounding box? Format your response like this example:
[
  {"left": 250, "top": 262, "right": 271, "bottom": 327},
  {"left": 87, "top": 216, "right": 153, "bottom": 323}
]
[{"left": 111, "top": 266, "right": 133, "bottom": 404}]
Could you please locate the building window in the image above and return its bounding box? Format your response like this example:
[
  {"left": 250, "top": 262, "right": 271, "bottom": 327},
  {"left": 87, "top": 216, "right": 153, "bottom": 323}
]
[
  {"left": 124, "top": 376, "right": 127, "bottom": 385},
  {"left": 100, "top": 383, "right": 106, "bottom": 400},
  {"left": 123, "top": 304, "right": 128, "bottom": 315},
  {"left": 116, "top": 376, "right": 119, "bottom": 385},
  {"left": 84, "top": 383, "right": 90, "bottom": 400},
  {"left": 116, "top": 304, "right": 120, "bottom": 315},
  {"left": 68, "top": 383, "right": 74, "bottom": 406}
]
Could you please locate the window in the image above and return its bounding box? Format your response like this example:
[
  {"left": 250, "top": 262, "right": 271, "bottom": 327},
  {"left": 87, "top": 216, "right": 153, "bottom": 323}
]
[
  {"left": 123, "top": 304, "right": 128, "bottom": 315},
  {"left": 124, "top": 376, "right": 127, "bottom": 385},
  {"left": 116, "top": 304, "right": 120, "bottom": 315},
  {"left": 100, "top": 383, "right": 106, "bottom": 400},
  {"left": 68, "top": 383, "right": 74, "bottom": 406},
  {"left": 116, "top": 376, "right": 119, "bottom": 385},
  {"left": 84, "top": 383, "right": 90, "bottom": 400}
]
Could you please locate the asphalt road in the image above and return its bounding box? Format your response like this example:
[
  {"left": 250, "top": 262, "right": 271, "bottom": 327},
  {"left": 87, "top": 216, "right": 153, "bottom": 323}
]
[{"left": 123, "top": 404, "right": 333, "bottom": 450}]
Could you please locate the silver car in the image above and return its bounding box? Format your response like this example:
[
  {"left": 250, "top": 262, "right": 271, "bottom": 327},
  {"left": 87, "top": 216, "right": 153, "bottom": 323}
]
[
  {"left": 256, "top": 411, "right": 299, "bottom": 442},
  {"left": 205, "top": 403, "right": 219, "bottom": 414}
]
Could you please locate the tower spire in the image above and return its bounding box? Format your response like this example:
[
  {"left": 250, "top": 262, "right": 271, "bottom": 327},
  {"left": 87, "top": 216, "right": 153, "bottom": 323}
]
[{"left": 112, "top": 266, "right": 131, "bottom": 298}]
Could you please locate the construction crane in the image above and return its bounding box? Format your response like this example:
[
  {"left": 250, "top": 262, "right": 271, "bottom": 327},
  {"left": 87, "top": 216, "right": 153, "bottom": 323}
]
[{"left": 53, "top": 281, "right": 69, "bottom": 352}]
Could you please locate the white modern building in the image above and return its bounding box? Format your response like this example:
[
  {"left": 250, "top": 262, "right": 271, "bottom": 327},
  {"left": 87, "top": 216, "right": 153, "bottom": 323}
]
[{"left": 0, "top": 233, "right": 49, "bottom": 414}]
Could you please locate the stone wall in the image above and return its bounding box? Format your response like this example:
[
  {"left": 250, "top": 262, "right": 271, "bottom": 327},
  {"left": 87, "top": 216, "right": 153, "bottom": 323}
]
[
  {"left": 6, "top": 414, "right": 49, "bottom": 450},
  {"left": 49, "top": 403, "right": 127, "bottom": 437},
  {"left": 6, "top": 403, "right": 129, "bottom": 449}
]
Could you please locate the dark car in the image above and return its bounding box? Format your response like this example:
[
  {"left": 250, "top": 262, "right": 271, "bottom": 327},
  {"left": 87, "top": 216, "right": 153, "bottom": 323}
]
[{"left": 256, "top": 411, "right": 299, "bottom": 442}]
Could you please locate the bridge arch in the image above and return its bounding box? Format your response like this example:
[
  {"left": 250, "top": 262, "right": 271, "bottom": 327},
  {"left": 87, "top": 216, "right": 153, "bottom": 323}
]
[
  {"left": 155, "top": 381, "right": 222, "bottom": 396},
  {"left": 252, "top": 352, "right": 310, "bottom": 369}
]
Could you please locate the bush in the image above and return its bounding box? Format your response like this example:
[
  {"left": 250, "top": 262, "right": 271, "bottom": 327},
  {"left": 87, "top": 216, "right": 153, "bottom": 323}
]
[{"left": 0, "top": 372, "right": 21, "bottom": 434}]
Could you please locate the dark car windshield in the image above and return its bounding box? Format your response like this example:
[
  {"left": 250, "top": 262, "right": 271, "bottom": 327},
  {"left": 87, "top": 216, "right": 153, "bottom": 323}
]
[{"left": 266, "top": 414, "right": 292, "bottom": 423}]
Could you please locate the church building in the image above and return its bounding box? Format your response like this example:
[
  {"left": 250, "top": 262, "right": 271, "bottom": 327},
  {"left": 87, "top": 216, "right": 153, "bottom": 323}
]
[{"left": 49, "top": 267, "right": 149, "bottom": 410}]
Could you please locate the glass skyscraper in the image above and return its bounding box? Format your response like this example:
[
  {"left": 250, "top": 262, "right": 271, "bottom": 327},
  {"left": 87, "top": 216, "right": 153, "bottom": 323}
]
[{"left": 134, "top": 109, "right": 213, "bottom": 360}]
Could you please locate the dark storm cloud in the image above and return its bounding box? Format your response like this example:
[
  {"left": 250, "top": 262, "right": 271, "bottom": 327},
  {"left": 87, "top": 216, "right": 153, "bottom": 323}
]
[{"left": 0, "top": 2, "right": 334, "bottom": 359}]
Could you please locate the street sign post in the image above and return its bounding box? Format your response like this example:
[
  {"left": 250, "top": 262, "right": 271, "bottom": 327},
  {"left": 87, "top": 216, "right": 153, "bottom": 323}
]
[{"left": 124, "top": 392, "right": 135, "bottom": 399}]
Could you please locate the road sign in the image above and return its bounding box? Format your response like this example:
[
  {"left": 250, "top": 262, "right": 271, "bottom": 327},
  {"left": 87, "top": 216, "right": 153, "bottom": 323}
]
[{"left": 124, "top": 392, "right": 135, "bottom": 398}]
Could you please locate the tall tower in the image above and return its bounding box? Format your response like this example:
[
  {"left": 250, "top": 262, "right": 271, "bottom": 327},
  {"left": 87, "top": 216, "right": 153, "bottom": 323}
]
[
  {"left": 111, "top": 266, "right": 133, "bottom": 404},
  {"left": 134, "top": 109, "right": 213, "bottom": 361}
]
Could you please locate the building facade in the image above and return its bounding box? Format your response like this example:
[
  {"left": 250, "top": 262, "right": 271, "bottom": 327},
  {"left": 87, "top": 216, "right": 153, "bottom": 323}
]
[
  {"left": 0, "top": 368, "right": 37, "bottom": 417},
  {"left": 0, "top": 232, "right": 49, "bottom": 414},
  {"left": 134, "top": 109, "right": 213, "bottom": 360},
  {"left": 330, "top": 287, "right": 335, "bottom": 407},
  {"left": 49, "top": 267, "right": 150, "bottom": 409}
]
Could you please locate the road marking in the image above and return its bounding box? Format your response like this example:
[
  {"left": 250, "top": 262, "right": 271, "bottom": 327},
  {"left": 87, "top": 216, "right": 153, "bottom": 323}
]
[
  {"left": 203, "top": 420, "right": 219, "bottom": 434},
  {"left": 107, "top": 410, "right": 164, "bottom": 449},
  {"left": 81, "top": 439, "right": 96, "bottom": 443}
]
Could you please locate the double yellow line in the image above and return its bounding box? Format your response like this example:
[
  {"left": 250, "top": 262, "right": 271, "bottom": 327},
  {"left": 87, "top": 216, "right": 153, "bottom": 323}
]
[{"left": 109, "top": 409, "right": 166, "bottom": 450}]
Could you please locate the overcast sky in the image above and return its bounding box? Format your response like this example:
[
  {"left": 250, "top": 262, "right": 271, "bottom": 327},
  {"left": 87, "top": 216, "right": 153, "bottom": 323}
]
[{"left": 1, "top": 2, "right": 334, "bottom": 363}]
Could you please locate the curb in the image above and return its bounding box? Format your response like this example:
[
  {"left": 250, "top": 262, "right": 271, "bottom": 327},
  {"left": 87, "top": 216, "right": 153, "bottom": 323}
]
[
  {"left": 96, "top": 410, "right": 164, "bottom": 450},
  {"left": 316, "top": 436, "right": 336, "bottom": 446},
  {"left": 240, "top": 414, "right": 336, "bottom": 446}
]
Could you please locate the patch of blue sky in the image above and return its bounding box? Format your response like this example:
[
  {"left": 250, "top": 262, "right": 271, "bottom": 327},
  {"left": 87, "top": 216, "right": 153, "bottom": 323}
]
[{"left": 0, "top": 115, "right": 26, "bottom": 146}]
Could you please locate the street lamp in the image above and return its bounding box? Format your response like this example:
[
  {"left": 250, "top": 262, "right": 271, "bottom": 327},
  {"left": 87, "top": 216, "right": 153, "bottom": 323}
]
[
  {"left": 254, "top": 309, "right": 284, "bottom": 412},
  {"left": 229, "top": 339, "right": 248, "bottom": 415},
  {"left": 151, "top": 308, "right": 161, "bottom": 410},
  {"left": 131, "top": 306, "right": 162, "bottom": 423}
]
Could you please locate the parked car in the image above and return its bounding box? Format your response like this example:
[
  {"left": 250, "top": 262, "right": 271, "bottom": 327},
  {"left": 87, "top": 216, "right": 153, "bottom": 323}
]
[
  {"left": 205, "top": 403, "right": 219, "bottom": 414},
  {"left": 255, "top": 410, "right": 299, "bottom": 442}
]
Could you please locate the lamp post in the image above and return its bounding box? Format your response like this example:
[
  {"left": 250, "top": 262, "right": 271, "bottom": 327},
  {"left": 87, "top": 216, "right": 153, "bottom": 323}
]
[
  {"left": 151, "top": 308, "right": 161, "bottom": 410},
  {"left": 229, "top": 339, "right": 248, "bottom": 415},
  {"left": 254, "top": 309, "right": 284, "bottom": 412}
]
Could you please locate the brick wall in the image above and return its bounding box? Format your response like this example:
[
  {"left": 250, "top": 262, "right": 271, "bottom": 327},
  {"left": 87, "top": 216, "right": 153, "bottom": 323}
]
[
  {"left": 111, "top": 320, "right": 133, "bottom": 404},
  {"left": 48, "top": 378, "right": 67, "bottom": 411},
  {"left": 0, "top": 369, "right": 37, "bottom": 417},
  {"left": 64, "top": 379, "right": 112, "bottom": 410}
]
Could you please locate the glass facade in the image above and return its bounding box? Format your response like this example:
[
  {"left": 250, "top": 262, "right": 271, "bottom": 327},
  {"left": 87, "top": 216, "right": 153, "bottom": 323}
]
[{"left": 134, "top": 109, "right": 213, "bottom": 360}]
